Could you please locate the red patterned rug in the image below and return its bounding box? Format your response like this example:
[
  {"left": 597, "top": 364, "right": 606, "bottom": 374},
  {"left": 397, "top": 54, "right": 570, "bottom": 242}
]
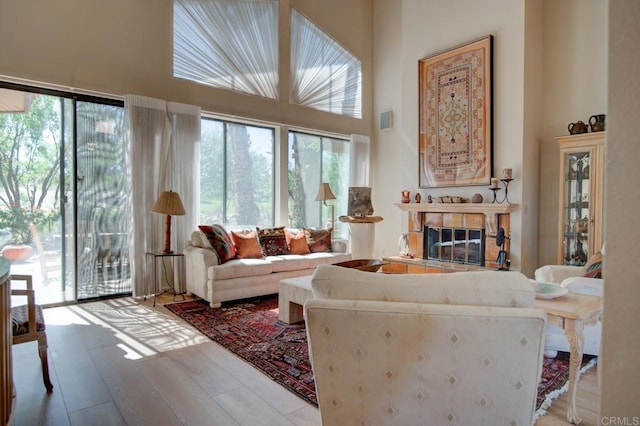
[
  {"left": 165, "top": 295, "right": 597, "bottom": 414},
  {"left": 165, "top": 295, "right": 316, "bottom": 405}
]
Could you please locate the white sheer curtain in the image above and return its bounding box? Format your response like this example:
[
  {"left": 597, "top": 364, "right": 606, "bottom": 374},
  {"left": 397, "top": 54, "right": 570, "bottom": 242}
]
[
  {"left": 349, "top": 134, "right": 371, "bottom": 187},
  {"left": 290, "top": 8, "right": 362, "bottom": 118},
  {"left": 173, "top": 0, "right": 278, "bottom": 99},
  {"left": 124, "top": 95, "right": 200, "bottom": 298}
]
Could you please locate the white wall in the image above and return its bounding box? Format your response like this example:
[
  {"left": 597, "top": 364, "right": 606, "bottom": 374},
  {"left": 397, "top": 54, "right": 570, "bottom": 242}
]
[
  {"left": 373, "top": 0, "right": 538, "bottom": 273},
  {"left": 601, "top": 0, "right": 640, "bottom": 417},
  {"left": 538, "top": 0, "right": 607, "bottom": 266}
]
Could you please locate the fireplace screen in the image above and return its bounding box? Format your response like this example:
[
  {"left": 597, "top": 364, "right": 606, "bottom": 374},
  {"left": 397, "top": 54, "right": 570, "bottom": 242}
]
[{"left": 424, "top": 226, "right": 485, "bottom": 265}]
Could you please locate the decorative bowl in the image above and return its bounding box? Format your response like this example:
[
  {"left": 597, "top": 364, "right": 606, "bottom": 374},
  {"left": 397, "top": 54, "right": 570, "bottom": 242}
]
[{"left": 334, "top": 259, "right": 389, "bottom": 272}]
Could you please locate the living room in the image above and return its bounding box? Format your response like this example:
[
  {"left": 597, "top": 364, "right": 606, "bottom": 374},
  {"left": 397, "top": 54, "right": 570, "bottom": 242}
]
[{"left": 1, "top": 0, "right": 639, "bottom": 423}]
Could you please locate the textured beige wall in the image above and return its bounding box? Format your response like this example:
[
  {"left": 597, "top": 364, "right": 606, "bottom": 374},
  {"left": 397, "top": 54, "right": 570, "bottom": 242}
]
[
  {"left": 538, "top": 0, "right": 607, "bottom": 266},
  {"left": 601, "top": 0, "right": 640, "bottom": 418},
  {"left": 372, "top": 0, "right": 535, "bottom": 272},
  {"left": 0, "top": 0, "right": 373, "bottom": 136}
]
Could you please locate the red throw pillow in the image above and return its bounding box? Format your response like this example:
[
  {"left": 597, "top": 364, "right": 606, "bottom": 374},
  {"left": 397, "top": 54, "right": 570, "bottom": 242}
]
[
  {"left": 257, "top": 226, "right": 290, "bottom": 256},
  {"left": 305, "top": 228, "right": 333, "bottom": 253},
  {"left": 582, "top": 252, "right": 603, "bottom": 279},
  {"left": 285, "top": 229, "right": 311, "bottom": 255},
  {"left": 198, "top": 225, "right": 237, "bottom": 264},
  {"left": 230, "top": 230, "right": 263, "bottom": 259}
]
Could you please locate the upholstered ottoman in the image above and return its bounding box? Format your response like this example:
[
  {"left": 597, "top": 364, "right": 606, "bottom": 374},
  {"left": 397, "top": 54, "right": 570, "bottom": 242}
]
[{"left": 278, "top": 275, "right": 313, "bottom": 324}]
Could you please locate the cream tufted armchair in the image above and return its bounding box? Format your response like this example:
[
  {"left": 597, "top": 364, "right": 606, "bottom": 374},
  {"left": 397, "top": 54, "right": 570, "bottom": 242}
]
[{"left": 304, "top": 266, "right": 547, "bottom": 426}]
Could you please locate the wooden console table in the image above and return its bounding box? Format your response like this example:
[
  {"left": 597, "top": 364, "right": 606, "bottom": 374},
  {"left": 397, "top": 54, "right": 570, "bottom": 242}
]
[{"left": 534, "top": 292, "right": 602, "bottom": 424}]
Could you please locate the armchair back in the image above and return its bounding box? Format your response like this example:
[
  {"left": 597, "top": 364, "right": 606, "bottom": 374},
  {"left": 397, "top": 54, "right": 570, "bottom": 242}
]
[{"left": 305, "top": 266, "right": 546, "bottom": 425}]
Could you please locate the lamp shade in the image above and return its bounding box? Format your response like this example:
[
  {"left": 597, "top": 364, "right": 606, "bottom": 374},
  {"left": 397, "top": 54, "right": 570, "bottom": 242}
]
[
  {"left": 315, "top": 183, "right": 336, "bottom": 202},
  {"left": 151, "top": 190, "right": 186, "bottom": 216}
]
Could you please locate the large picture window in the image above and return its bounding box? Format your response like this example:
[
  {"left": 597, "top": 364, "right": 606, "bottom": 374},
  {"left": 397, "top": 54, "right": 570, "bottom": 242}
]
[
  {"left": 200, "top": 118, "right": 275, "bottom": 228},
  {"left": 288, "top": 131, "right": 349, "bottom": 239}
]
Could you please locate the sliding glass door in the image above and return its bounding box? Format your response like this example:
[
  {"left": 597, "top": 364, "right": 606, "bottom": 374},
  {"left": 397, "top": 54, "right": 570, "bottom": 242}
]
[
  {"left": 75, "top": 101, "right": 130, "bottom": 299},
  {"left": 0, "top": 86, "right": 130, "bottom": 305}
]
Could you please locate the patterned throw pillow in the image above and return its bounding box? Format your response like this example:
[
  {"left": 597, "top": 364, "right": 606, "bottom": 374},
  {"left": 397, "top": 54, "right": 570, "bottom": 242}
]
[
  {"left": 305, "top": 228, "right": 333, "bottom": 253},
  {"left": 257, "top": 226, "right": 290, "bottom": 256},
  {"left": 582, "top": 252, "right": 604, "bottom": 279},
  {"left": 198, "top": 224, "right": 237, "bottom": 264},
  {"left": 285, "top": 229, "right": 311, "bottom": 255},
  {"left": 230, "top": 230, "right": 264, "bottom": 259}
]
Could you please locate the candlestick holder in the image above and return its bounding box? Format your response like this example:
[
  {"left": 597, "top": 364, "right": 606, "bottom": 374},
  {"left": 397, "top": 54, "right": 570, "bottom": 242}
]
[
  {"left": 489, "top": 186, "right": 501, "bottom": 203},
  {"left": 500, "top": 178, "right": 513, "bottom": 204}
]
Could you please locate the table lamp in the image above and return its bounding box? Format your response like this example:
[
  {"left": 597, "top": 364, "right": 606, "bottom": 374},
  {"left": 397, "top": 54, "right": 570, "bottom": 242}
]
[
  {"left": 315, "top": 182, "right": 336, "bottom": 231},
  {"left": 151, "top": 190, "right": 186, "bottom": 253}
]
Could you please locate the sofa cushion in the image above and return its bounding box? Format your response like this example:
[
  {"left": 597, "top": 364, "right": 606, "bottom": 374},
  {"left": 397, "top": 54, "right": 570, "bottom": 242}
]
[
  {"left": 311, "top": 265, "right": 535, "bottom": 308},
  {"left": 257, "top": 226, "right": 290, "bottom": 256},
  {"left": 198, "top": 224, "right": 237, "bottom": 264},
  {"left": 582, "top": 252, "right": 603, "bottom": 278},
  {"left": 305, "top": 228, "right": 332, "bottom": 253},
  {"left": 285, "top": 229, "right": 311, "bottom": 255},
  {"left": 305, "top": 252, "right": 352, "bottom": 268},
  {"left": 265, "top": 254, "right": 311, "bottom": 272},
  {"left": 209, "top": 258, "right": 273, "bottom": 280},
  {"left": 230, "top": 230, "right": 263, "bottom": 259}
]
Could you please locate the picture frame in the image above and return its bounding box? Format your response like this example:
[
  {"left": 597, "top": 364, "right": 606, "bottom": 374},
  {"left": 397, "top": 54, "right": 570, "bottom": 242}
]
[{"left": 418, "top": 35, "right": 493, "bottom": 188}]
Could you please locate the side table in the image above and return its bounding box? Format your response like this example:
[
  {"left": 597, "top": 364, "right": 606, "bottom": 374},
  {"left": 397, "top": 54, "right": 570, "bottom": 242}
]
[
  {"left": 145, "top": 252, "right": 186, "bottom": 306},
  {"left": 533, "top": 292, "right": 602, "bottom": 424}
]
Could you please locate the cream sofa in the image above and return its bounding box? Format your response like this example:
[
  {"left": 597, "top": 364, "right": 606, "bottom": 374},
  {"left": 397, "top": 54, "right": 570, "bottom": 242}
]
[
  {"left": 184, "top": 231, "right": 351, "bottom": 307},
  {"left": 305, "top": 266, "right": 547, "bottom": 426}
]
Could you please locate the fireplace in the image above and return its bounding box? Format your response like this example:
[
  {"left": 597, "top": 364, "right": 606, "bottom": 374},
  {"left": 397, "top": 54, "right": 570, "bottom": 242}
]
[{"left": 424, "top": 226, "right": 486, "bottom": 266}]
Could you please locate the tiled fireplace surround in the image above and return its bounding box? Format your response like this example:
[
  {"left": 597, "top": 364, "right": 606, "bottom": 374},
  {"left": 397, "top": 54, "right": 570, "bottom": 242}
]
[{"left": 395, "top": 203, "right": 516, "bottom": 269}]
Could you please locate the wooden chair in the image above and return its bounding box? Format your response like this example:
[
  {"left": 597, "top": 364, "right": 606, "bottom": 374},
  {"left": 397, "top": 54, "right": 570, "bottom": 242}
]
[{"left": 10, "top": 274, "right": 53, "bottom": 392}]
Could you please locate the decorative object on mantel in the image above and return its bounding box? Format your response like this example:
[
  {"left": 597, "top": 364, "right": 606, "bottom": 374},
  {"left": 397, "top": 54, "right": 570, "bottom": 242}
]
[
  {"left": 589, "top": 114, "right": 605, "bottom": 132},
  {"left": 414, "top": 193, "right": 421, "bottom": 203},
  {"left": 488, "top": 174, "right": 514, "bottom": 204},
  {"left": 471, "top": 193, "right": 484, "bottom": 203},
  {"left": 400, "top": 190, "right": 411, "bottom": 203},
  {"left": 418, "top": 35, "right": 493, "bottom": 188},
  {"left": 568, "top": 120, "right": 588, "bottom": 135},
  {"left": 437, "top": 196, "right": 467, "bottom": 203}
]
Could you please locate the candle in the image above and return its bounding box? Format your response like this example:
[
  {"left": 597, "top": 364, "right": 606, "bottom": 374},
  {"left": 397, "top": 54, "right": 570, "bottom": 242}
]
[
  {"left": 502, "top": 168, "right": 512, "bottom": 180},
  {"left": 491, "top": 178, "right": 499, "bottom": 188}
]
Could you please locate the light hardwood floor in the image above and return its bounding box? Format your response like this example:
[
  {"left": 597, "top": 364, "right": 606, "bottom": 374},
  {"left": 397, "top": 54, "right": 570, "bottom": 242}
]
[{"left": 11, "top": 294, "right": 600, "bottom": 425}]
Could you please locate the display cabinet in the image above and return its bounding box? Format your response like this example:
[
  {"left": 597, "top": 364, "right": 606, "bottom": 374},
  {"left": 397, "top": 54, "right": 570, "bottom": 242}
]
[{"left": 556, "top": 132, "right": 605, "bottom": 265}]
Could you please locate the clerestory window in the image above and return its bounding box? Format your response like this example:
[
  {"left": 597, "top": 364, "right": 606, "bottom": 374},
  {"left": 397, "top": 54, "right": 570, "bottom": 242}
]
[
  {"left": 172, "top": 0, "right": 279, "bottom": 99},
  {"left": 289, "top": 9, "right": 362, "bottom": 119}
]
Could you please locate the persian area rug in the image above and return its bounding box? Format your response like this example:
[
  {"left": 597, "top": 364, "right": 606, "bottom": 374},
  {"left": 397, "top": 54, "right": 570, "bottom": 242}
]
[
  {"left": 535, "top": 351, "right": 598, "bottom": 419},
  {"left": 165, "top": 295, "right": 597, "bottom": 415},
  {"left": 165, "top": 295, "right": 317, "bottom": 405}
]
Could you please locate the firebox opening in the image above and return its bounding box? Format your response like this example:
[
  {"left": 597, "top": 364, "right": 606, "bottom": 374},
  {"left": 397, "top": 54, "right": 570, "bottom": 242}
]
[{"left": 424, "top": 226, "right": 486, "bottom": 266}]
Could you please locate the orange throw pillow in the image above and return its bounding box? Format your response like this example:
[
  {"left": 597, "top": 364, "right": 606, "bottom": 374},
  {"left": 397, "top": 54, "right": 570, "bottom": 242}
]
[
  {"left": 285, "top": 229, "right": 311, "bottom": 255},
  {"left": 230, "top": 230, "right": 263, "bottom": 259}
]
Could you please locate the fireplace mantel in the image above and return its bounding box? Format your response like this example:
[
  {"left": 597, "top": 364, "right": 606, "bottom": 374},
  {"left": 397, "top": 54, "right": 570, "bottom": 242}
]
[
  {"left": 394, "top": 202, "right": 517, "bottom": 269},
  {"left": 394, "top": 202, "right": 517, "bottom": 214}
]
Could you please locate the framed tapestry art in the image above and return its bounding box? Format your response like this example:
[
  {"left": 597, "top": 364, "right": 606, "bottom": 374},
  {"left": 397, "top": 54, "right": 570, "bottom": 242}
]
[{"left": 419, "top": 35, "right": 493, "bottom": 188}]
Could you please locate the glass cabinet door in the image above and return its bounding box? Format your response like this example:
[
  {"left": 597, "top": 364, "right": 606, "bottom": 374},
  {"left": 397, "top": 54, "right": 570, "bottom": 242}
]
[{"left": 561, "top": 149, "right": 593, "bottom": 266}]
